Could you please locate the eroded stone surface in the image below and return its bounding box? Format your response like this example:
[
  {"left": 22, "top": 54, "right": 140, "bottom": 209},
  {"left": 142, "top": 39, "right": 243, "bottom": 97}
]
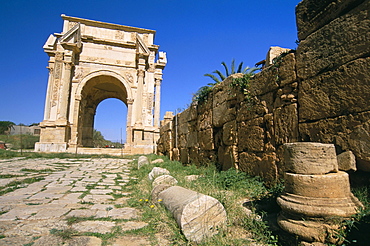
[{"left": 0, "top": 157, "right": 148, "bottom": 245}]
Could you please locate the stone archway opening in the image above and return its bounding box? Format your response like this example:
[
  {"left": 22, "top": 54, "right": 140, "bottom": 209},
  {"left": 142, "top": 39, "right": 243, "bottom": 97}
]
[
  {"left": 78, "top": 75, "right": 128, "bottom": 148},
  {"left": 94, "top": 98, "right": 127, "bottom": 146}
]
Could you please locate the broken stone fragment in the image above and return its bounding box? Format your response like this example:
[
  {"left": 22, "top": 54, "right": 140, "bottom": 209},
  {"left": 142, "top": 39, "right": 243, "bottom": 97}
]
[
  {"left": 151, "top": 159, "right": 164, "bottom": 164},
  {"left": 137, "top": 156, "right": 149, "bottom": 169},
  {"left": 337, "top": 150, "right": 357, "bottom": 172},
  {"left": 148, "top": 167, "right": 170, "bottom": 181},
  {"left": 152, "top": 175, "right": 178, "bottom": 187}
]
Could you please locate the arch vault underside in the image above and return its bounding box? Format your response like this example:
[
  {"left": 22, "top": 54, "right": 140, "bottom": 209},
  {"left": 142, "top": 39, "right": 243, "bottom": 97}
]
[{"left": 35, "top": 15, "right": 167, "bottom": 154}]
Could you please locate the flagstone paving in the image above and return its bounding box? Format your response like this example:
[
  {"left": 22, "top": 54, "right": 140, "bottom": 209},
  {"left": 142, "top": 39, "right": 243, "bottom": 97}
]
[{"left": 0, "top": 157, "right": 154, "bottom": 246}]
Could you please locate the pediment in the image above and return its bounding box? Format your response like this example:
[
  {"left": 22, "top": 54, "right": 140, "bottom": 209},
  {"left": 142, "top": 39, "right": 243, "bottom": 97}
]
[
  {"left": 43, "top": 34, "right": 57, "bottom": 52},
  {"left": 59, "top": 23, "right": 81, "bottom": 51},
  {"left": 136, "top": 34, "right": 150, "bottom": 56}
]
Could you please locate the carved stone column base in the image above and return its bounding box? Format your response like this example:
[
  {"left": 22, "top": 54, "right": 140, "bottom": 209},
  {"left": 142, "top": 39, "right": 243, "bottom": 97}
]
[
  {"left": 277, "top": 192, "right": 362, "bottom": 218},
  {"left": 277, "top": 213, "right": 342, "bottom": 244}
]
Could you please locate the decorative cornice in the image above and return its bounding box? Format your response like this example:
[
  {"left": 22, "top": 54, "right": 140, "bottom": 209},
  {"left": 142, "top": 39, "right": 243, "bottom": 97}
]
[{"left": 61, "top": 14, "right": 156, "bottom": 35}]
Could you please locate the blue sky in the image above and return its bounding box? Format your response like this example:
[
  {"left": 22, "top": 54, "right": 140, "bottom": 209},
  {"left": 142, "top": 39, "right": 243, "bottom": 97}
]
[{"left": 0, "top": 0, "right": 300, "bottom": 141}]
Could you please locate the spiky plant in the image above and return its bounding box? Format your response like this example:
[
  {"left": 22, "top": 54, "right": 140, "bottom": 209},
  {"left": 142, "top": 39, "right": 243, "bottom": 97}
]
[{"left": 204, "top": 59, "right": 259, "bottom": 84}]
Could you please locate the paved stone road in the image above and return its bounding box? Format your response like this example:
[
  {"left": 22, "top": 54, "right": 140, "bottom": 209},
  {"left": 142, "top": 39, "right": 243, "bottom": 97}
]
[{"left": 0, "top": 157, "right": 153, "bottom": 246}]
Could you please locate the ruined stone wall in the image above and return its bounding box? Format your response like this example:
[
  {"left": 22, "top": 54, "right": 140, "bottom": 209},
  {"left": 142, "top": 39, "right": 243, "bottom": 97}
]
[
  {"left": 296, "top": 0, "right": 370, "bottom": 172},
  {"left": 157, "top": 0, "right": 370, "bottom": 183}
]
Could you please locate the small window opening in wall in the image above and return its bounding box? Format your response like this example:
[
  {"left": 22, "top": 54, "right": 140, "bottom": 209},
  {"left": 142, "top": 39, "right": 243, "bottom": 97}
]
[{"left": 142, "top": 131, "right": 145, "bottom": 140}]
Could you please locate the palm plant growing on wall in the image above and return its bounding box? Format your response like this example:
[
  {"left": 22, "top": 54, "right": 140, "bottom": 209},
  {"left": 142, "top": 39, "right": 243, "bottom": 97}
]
[
  {"left": 193, "top": 59, "right": 259, "bottom": 104},
  {"left": 204, "top": 59, "right": 259, "bottom": 85}
]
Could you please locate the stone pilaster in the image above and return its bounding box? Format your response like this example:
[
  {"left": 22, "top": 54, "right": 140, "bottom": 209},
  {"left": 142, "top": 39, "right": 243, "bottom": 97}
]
[
  {"left": 126, "top": 98, "right": 134, "bottom": 146},
  {"left": 135, "top": 65, "right": 145, "bottom": 126},
  {"left": 154, "top": 78, "right": 162, "bottom": 128},
  {"left": 58, "top": 61, "right": 73, "bottom": 122}
]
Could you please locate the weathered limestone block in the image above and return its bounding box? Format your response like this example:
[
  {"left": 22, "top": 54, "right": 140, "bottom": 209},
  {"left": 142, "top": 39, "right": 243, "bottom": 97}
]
[
  {"left": 171, "top": 148, "right": 180, "bottom": 161},
  {"left": 197, "top": 108, "right": 212, "bottom": 131},
  {"left": 177, "top": 121, "right": 189, "bottom": 136},
  {"left": 152, "top": 175, "right": 178, "bottom": 187},
  {"left": 213, "top": 101, "right": 236, "bottom": 128},
  {"left": 249, "top": 67, "right": 279, "bottom": 96},
  {"left": 273, "top": 82, "right": 298, "bottom": 108},
  {"left": 137, "top": 156, "right": 149, "bottom": 169},
  {"left": 151, "top": 158, "right": 164, "bottom": 164},
  {"left": 178, "top": 134, "right": 187, "bottom": 149},
  {"left": 188, "top": 147, "right": 199, "bottom": 164},
  {"left": 198, "top": 128, "right": 214, "bottom": 150},
  {"left": 296, "top": 0, "right": 366, "bottom": 40},
  {"left": 265, "top": 46, "right": 291, "bottom": 67},
  {"left": 217, "top": 145, "right": 238, "bottom": 171},
  {"left": 160, "top": 121, "right": 172, "bottom": 133},
  {"left": 296, "top": 0, "right": 370, "bottom": 79},
  {"left": 337, "top": 151, "right": 357, "bottom": 172},
  {"left": 222, "top": 120, "right": 237, "bottom": 146},
  {"left": 238, "top": 117, "right": 264, "bottom": 152},
  {"left": 275, "top": 52, "right": 297, "bottom": 87},
  {"left": 284, "top": 142, "right": 338, "bottom": 174},
  {"left": 158, "top": 186, "right": 227, "bottom": 243},
  {"left": 299, "top": 57, "right": 370, "bottom": 121},
  {"left": 236, "top": 97, "right": 269, "bottom": 123},
  {"left": 273, "top": 104, "right": 298, "bottom": 145},
  {"left": 148, "top": 167, "right": 170, "bottom": 181},
  {"left": 179, "top": 148, "right": 189, "bottom": 164},
  {"left": 186, "top": 131, "right": 198, "bottom": 148},
  {"left": 299, "top": 111, "right": 370, "bottom": 170},
  {"left": 238, "top": 152, "right": 278, "bottom": 184},
  {"left": 198, "top": 150, "right": 217, "bottom": 165}
]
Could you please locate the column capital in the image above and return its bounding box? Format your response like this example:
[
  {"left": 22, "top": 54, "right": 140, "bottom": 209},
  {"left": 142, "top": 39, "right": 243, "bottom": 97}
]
[
  {"left": 155, "top": 78, "right": 162, "bottom": 86},
  {"left": 137, "top": 69, "right": 145, "bottom": 77},
  {"left": 127, "top": 98, "right": 134, "bottom": 104}
]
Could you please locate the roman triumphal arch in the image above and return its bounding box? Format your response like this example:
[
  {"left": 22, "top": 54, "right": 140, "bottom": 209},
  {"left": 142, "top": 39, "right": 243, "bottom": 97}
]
[{"left": 35, "top": 15, "right": 167, "bottom": 154}]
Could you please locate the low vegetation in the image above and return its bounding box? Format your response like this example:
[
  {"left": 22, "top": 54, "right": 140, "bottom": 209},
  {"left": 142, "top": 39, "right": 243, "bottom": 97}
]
[
  {"left": 125, "top": 155, "right": 284, "bottom": 245},
  {"left": 0, "top": 152, "right": 368, "bottom": 245}
]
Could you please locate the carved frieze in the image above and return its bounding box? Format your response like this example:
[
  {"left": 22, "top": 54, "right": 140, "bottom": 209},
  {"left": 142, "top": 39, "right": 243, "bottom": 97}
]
[
  {"left": 73, "top": 67, "right": 83, "bottom": 80},
  {"left": 55, "top": 52, "right": 64, "bottom": 61},
  {"left": 68, "top": 21, "right": 78, "bottom": 30},
  {"left": 143, "top": 34, "right": 148, "bottom": 44},
  {"left": 147, "top": 93, "right": 154, "bottom": 109},
  {"left": 125, "top": 72, "right": 134, "bottom": 83},
  {"left": 115, "top": 30, "right": 124, "bottom": 40}
]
